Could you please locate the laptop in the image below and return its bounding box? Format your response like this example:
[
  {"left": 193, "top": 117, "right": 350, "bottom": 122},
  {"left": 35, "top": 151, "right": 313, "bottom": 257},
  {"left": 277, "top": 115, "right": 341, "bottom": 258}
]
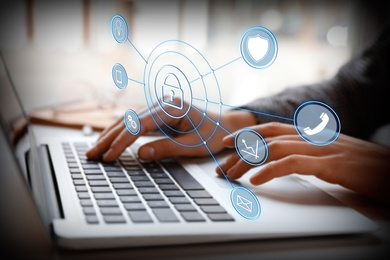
[{"left": 0, "top": 53, "right": 378, "bottom": 250}]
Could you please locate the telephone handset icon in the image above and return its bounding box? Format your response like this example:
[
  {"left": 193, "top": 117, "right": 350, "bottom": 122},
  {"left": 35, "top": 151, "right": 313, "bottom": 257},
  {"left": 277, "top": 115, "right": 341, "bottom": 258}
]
[{"left": 303, "top": 112, "right": 329, "bottom": 136}]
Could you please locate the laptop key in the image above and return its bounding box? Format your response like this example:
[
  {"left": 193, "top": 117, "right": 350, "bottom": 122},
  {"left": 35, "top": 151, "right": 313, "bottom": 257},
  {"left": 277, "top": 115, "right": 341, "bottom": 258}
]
[
  {"left": 126, "top": 170, "right": 145, "bottom": 176},
  {"left": 104, "top": 215, "right": 126, "bottom": 224},
  {"left": 161, "top": 160, "right": 204, "bottom": 190},
  {"left": 169, "top": 197, "right": 190, "bottom": 204},
  {"left": 200, "top": 205, "right": 227, "bottom": 214},
  {"left": 74, "top": 180, "right": 86, "bottom": 186},
  {"left": 116, "top": 189, "right": 137, "bottom": 196},
  {"left": 175, "top": 204, "right": 197, "bottom": 212},
  {"left": 84, "top": 169, "right": 103, "bottom": 175},
  {"left": 75, "top": 186, "right": 88, "bottom": 192},
  {"left": 130, "top": 175, "right": 150, "bottom": 181},
  {"left": 86, "top": 215, "right": 99, "bottom": 224},
  {"left": 70, "top": 168, "right": 81, "bottom": 174},
  {"left": 158, "top": 184, "right": 179, "bottom": 190},
  {"left": 133, "top": 181, "right": 155, "bottom": 187},
  {"left": 194, "top": 198, "right": 219, "bottom": 205},
  {"left": 120, "top": 196, "right": 141, "bottom": 203},
  {"left": 148, "top": 201, "right": 169, "bottom": 208},
  {"left": 163, "top": 190, "right": 184, "bottom": 197},
  {"left": 80, "top": 199, "right": 93, "bottom": 207},
  {"left": 94, "top": 193, "right": 115, "bottom": 200},
  {"left": 154, "top": 178, "right": 174, "bottom": 185},
  {"left": 106, "top": 172, "right": 125, "bottom": 177},
  {"left": 187, "top": 190, "right": 212, "bottom": 198},
  {"left": 143, "top": 194, "right": 164, "bottom": 201},
  {"left": 149, "top": 172, "right": 167, "bottom": 178},
  {"left": 86, "top": 175, "right": 106, "bottom": 180},
  {"left": 100, "top": 207, "right": 123, "bottom": 215},
  {"left": 207, "top": 213, "right": 234, "bottom": 222},
  {"left": 89, "top": 180, "right": 109, "bottom": 186},
  {"left": 138, "top": 187, "right": 159, "bottom": 194},
  {"left": 112, "top": 183, "right": 133, "bottom": 189},
  {"left": 83, "top": 207, "right": 96, "bottom": 215},
  {"left": 152, "top": 208, "right": 179, "bottom": 223},
  {"left": 78, "top": 192, "right": 91, "bottom": 199},
  {"left": 82, "top": 164, "right": 100, "bottom": 169},
  {"left": 91, "top": 187, "right": 112, "bottom": 193},
  {"left": 97, "top": 200, "right": 119, "bottom": 207},
  {"left": 128, "top": 211, "right": 153, "bottom": 223},
  {"left": 123, "top": 203, "right": 146, "bottom": 211},
  {"left": 181, "top": 212, "right": 206, "bottom": 222},
  {"left": 109, "top": 177, "right": 129, "bottom": 183},
  {"left": 71, "top": 174, "right": 83, "bottom": 179}
]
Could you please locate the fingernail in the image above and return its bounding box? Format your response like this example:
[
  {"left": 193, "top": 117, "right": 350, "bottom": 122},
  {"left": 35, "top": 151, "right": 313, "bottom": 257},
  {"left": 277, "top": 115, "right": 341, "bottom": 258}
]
[{"left": 139, "top": 146, "right": 155, "bottom": 160}]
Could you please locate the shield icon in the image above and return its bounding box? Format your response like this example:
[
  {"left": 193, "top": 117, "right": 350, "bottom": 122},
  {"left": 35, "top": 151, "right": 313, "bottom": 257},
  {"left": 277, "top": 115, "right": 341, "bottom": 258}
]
[{"left": 247, "top": 34, "right": 269, "bottom": 62}]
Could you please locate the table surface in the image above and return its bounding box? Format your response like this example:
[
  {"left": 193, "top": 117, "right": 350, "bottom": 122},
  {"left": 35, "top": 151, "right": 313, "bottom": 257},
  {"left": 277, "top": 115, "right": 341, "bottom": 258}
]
[{"left": 1, "top": 126, "right": 389, "bottom": 260}]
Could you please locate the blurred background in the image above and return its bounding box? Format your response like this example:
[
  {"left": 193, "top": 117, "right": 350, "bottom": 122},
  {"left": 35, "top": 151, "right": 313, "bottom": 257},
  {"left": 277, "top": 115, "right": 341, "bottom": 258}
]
[{"left": 1, "top": 0, "right": 389, "bottom": 114}]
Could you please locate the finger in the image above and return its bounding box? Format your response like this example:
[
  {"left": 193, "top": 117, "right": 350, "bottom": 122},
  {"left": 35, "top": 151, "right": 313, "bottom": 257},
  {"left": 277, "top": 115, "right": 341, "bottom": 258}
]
[
  {"left": 226, "top": 159, "right": 254, "bottom": 179},
  {"left": 138, "top": 135, "right": 207, "bottom": 161},
  {"left": 86, "top": 122, "right": 125, "bottom": 159},
  {"left": 97, "top": 118, "right": 122, "bottom": 142},
  {"left": 249, "top": 155, "right": 324, "bottom": 185},
  {"left": 102, "top": 128, "right": 137, "bottom": 162},
  {"left": 222, "top": 122, "right": 296, "bottom": 148},
  {"left": 265, "top": 134, "right": 302, "bottom": 143},
  {"left": 252, "top": 122, "right": 296, "bottom": 137},
  {"left": 216, "top": 153, "right": 240, "bottom": 176},
  {"left": 266, "top": 140, "right": 326, "bottom": 162}
]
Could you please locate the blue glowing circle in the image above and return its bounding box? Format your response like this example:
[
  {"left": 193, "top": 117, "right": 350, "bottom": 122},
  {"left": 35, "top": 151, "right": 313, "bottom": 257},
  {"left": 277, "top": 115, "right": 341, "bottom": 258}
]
[
  {"left": 124, "top": 109, "right": 141, "bottom": 135},
  {"left": 240, "top": 26, "right": 278, "bottom": 69},
  {"left": 230, "top": 186, "right": 261, "bottom": 220},
  {"left": 235, "top": 128, "right": 268, "bottom": 166},
  {"left": 111, "top": 14, "right": 128, "bottom": 44},
  {"left": 143, "top": 40, "right": 222, "bottom": 148},
  {"left": 112, "top": 63, "right": 128, "bottom": 90},
  {"left": 294, "top": 101, "right": 341, "bottom": 146}
]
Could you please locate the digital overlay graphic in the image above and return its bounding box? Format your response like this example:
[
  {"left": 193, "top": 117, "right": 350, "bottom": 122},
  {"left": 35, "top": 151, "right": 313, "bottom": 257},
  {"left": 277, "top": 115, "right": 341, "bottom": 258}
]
[{"left": 109, "top": 14, "right": 341, "bottom": 221}]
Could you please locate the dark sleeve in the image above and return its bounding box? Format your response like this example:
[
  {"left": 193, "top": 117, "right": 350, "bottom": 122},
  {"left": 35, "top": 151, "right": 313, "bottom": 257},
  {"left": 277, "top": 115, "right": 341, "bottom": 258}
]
[{"left": 242, "top": 26, "right": 390, "bottom": 140}]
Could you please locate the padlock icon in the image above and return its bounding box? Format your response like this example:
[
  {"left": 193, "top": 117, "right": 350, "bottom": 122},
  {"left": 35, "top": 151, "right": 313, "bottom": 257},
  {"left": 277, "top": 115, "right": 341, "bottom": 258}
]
[{"left": 161, "top": 73, "right": 184, "bottom": 110}]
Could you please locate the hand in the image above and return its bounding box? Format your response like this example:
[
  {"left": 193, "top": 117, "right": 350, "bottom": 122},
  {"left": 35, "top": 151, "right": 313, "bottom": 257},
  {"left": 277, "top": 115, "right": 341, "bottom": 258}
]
[
  {"left": 86, "top": 102, "right": 257, "bottom": 162},
  {"left": 218, "top": 122, "right": 390, "bottom": 201}
]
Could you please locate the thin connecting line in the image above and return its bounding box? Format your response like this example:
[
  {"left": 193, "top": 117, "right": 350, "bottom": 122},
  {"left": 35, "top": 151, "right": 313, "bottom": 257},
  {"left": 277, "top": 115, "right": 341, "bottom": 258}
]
[
  {"left": 190, "top": 57, "right": 242, "bottom": 84},
  {"left": 186, "top": 115, "right": 234, "bottom": 189},
  {"left": 191, "top": 105, "right": 234, "bottom": 136},
  {"left": 192, "top": 98, "right": 293, "bottom": 122},
  {"left": 127, "top": 38, "right": 147, "bottom": 64},
  {"left": 213, "top": 56, "right": 242, "bottom": 72},
  {"left": 222, "top": 103, "right": 294, "bottom": 122},
  {"left": 128, "top": 77, "right": 144, "bottom": 86}
]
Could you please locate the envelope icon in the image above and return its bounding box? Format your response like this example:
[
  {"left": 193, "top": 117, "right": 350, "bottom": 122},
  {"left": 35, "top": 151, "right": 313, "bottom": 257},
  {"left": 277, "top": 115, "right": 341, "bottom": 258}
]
[{"left": 236, "top": 194, "right": 253, "bottom": 212}]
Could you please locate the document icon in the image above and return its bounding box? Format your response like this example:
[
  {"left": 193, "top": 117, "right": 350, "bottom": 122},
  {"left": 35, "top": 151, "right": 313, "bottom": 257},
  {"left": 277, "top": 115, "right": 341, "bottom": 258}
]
[{"left": 236, "top": 194, "right": 253, "bottom": 213}]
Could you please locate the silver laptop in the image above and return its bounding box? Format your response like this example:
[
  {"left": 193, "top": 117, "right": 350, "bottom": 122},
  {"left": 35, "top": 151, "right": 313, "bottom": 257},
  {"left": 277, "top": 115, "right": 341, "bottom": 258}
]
[{"left": 0, "top": 53, "right": 377, "bottom": 250}]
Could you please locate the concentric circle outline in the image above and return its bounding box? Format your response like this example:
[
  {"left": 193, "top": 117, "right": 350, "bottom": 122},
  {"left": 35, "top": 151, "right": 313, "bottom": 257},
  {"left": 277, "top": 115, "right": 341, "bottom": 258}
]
[
  {"left": 143, "top": 40, "right": 223, "bottom": 148},
  {"left": 293, "top": 101, "right": 341, "bottom": 146},
  {"left": 147, "top": 50, "right": 208, "bottom": 135},
  {"left": 234, "top": 128, "right": 269, "bottom": 166}
]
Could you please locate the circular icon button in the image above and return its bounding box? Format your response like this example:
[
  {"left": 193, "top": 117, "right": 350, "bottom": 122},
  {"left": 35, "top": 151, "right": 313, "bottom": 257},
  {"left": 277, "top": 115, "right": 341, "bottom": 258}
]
[
  {"left": 240, "top": 26, "right": 278, "bottom": 69},
  {"left": 230, "top": 186, "right": 261, "bottom": 220},
  {"left": 294, "top": 101, "right": 341, "bottom": 146},
  {"left": 235, "top": 129, "right": 268, "bottom": 166},
  {"left": 112, "top": 63, "right": 128, "bottom": 90},
  {"left": 111, "top": 14, "right": 128, "bottom": 44},
  {"left": 124, "top": 109, "right": 141, "bottom": 135}
]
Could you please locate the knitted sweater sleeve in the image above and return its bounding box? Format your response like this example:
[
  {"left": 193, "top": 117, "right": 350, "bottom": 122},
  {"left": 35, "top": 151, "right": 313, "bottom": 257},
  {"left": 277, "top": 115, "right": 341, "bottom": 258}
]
[{"left": 241, "top": 26, "right": 390, "bottom": 140}]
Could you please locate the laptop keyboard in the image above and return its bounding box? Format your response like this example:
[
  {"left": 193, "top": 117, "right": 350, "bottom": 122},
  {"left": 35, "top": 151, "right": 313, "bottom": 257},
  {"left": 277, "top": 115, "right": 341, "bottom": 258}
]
[{"left": 61, "top": 142, "right": 234, "bottom": 224}]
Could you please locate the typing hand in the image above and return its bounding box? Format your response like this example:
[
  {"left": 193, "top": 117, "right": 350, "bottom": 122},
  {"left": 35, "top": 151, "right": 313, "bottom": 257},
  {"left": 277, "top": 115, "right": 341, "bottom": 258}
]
[
  {"left": 86, "top": 101, "right": 256, "bottom": 162},
  {"left": 217, "top": 122, "right": 390, "bottom": 201}
]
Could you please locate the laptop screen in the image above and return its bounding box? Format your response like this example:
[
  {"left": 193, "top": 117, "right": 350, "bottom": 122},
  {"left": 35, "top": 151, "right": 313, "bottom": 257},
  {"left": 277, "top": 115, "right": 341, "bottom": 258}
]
[{"left": 0, "top": 53, "right": 31, "bottom": 180}]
